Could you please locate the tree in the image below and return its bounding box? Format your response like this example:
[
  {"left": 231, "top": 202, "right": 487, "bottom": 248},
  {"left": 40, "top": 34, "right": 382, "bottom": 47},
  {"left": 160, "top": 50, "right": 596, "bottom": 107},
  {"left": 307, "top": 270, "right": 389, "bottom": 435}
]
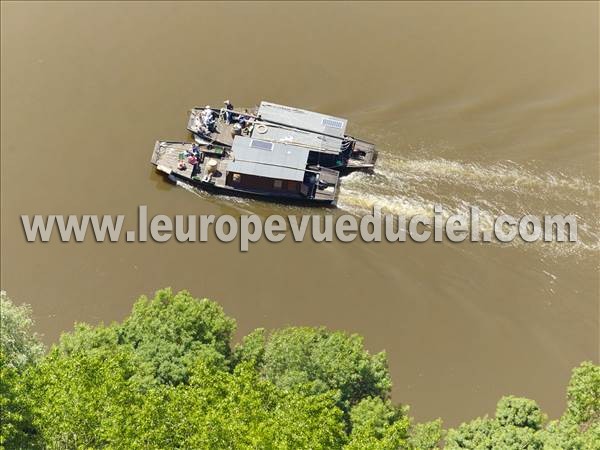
[
  {"left": 28, "top": 346, "right": 145, "bottom": 449},
  {"left": 539, "top": 361, "right": 600, "bottom": 450},
  {"left": 28, "top": 353, "right": 347, "bottom": 449},
  {"left": 0, "top": 292, "right": 44, "bottom": 370},
  {"left": 0, "top": 353, "right": 38, "bottom": 449},
  {"left": 495, "top": 396, "right": 544, "bottom": 430},
  {"left": 4, "top": 288, "right": 598, "bottom": 450},
  {"left": 242, "top": 326, "right": 392, "bottom": 414},
  {"left": 57, "top": 322, "right": 121, "bottom": 356},
  {"left": 445, "top": 416, "right": 499, "bottom": 449},
  {"left": 0, "top": 292, "right": 43, "bottom": 449},
  {"left": 345, "top": 396, "right": 410, "bottom": 450},
  {"left": 55, "top": 288, "right": 237, "bottom": 386},
  {"left": 408, "top": 419, "right": 443, "bottom": 450},
  {"left": 119, "top": 288, "right": 236, "bottom": 385},
  {"left": 565, "top": 361, "right": 600, "bottom": 426},
  {"left": 349, "top": 396, "right": 404, "bottom": 438},
  {"left": 540, "top": 418, "right": 599, "bottom": 450},
  {"left": 176, "top": 361, "right": 347, "bottom": 449},
  {"left": 444, "top": 376, "right": 599, "bottom": 450},
  {"left": 232, "top": 327, "right": 267, "bottom": 368},
  {"left": 445, "top": 397, "right": 546, "bottom": 450}
]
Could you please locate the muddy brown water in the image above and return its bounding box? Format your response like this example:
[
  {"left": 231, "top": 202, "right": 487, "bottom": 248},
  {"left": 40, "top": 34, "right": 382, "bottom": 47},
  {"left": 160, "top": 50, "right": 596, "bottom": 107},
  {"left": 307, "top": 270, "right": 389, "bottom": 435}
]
[{"left": 1, "top": 2, "right": 598, "bottom": 426}]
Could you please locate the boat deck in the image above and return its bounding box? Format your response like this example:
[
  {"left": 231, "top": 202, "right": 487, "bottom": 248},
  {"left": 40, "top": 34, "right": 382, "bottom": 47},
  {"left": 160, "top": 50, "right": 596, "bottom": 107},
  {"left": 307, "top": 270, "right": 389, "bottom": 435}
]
[
  {"left": 187, "top": 108, "right": 251, "bottom": 147},
  {"left": 151, "top": 141, "right": 196, "bottom": 178},
  {"left": 152, "top": 141, "right": 339, "bottom": 203},
  {"left": 151, "top": 141, "right": 230, "bottom": 188}
]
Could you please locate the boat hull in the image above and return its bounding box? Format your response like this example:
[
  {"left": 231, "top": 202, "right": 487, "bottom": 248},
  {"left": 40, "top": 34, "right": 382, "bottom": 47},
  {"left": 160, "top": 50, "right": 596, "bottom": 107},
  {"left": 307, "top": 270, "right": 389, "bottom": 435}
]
[{"left": 165, "top": 171, "right": 336, "bottom": 207}]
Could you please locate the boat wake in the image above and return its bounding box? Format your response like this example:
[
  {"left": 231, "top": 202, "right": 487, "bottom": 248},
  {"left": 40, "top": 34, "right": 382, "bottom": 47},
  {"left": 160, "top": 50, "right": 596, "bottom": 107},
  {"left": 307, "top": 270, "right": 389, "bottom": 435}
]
[{"left": 337, "top": 150, "right": 600, "bottom": 256}]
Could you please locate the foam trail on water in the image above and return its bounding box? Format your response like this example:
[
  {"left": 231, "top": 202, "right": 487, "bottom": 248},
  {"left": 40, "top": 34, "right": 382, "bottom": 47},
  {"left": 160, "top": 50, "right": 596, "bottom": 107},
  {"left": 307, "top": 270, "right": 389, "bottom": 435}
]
[{"left": 338, "top": 151, "right": 599, "bottom": 256}]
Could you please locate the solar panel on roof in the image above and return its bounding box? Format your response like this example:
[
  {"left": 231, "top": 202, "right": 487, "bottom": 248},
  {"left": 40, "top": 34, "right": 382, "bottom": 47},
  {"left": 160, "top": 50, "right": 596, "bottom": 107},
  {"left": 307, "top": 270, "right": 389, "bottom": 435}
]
[
  {"left": 249, "top": 139, "right": 274, "bottom": 151},
  {"left": 321, "top": 118, "right": 344, "bottom": 129},
  {"left": 257, "top": 101, "right": 348, "bottom": 138}
]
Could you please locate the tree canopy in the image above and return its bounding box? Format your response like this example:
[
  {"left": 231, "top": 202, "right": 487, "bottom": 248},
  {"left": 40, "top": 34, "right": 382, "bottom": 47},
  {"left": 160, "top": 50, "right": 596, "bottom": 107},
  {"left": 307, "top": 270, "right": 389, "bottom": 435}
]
[
  {"left": 234, "top": 326, "right": 392, "bottom": 413},
  {"left": 0, "top": 291, "right": 44, "bottom": 371},
  {"left": 1, "top": 288, "right": 598, "bottom": 449},
  {"left": 445, "top": 376, "right": 600, "bottom": 450}
]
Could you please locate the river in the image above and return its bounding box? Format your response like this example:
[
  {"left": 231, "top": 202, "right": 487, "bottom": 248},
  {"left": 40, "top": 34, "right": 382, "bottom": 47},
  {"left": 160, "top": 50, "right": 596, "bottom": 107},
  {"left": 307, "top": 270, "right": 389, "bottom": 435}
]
[{"left": 1, "top": 1, "right": 598, "bottom": 426}]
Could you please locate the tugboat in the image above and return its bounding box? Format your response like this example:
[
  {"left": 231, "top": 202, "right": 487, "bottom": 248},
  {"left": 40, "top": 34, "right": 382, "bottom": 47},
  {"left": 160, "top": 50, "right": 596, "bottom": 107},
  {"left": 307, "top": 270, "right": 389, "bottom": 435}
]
[
  {"left": 151, "top": 137, "right": 339, "bottom": 205},
  {"left": 187, "top": 101, "right": 377, "bottom": 173}
]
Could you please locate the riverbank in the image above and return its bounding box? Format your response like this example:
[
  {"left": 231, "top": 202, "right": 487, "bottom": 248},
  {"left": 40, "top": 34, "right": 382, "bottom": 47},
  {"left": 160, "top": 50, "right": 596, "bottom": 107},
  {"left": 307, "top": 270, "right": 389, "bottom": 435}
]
[{"left": 2, "top": 289, "right": 598, "bottom": 449}]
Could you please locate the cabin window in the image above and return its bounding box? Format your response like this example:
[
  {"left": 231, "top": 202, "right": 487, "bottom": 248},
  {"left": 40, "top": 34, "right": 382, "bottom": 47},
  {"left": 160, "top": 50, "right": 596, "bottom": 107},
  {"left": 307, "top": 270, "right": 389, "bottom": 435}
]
[
  {"left": 232, "top": 173, "right": 241, "bottom": 183},
  {"left": 273, "top": 179, "right": 283, "bottom": 189}
]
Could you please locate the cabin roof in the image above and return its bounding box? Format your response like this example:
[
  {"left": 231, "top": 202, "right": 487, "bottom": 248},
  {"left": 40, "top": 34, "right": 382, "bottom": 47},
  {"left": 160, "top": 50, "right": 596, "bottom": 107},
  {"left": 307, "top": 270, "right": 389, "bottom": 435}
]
[
  {"left": 251, "top": 123, "right": 343, "bottom": 154},
  {"left": 228, "top": 136, "right": 309, "bottom": 182},
  {"left": 228, "top": 160, "right": 306, "bottom": 181},
  {"left": 257, "top": 101, "right": 348, "bottom": 138}
]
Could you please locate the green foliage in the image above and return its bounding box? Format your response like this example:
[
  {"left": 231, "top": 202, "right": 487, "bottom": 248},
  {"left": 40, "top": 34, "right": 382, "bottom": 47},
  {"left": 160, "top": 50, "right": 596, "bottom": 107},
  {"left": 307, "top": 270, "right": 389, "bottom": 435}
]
[
  {"left": 445, "top": 412, "right": 547, "bottom": 450},
  {"left": 0, "top": 293, "right": 43, "bottom": 449},
  {"left": 55, "top": 288, "right": 236, "bottom": 386},
  {"left": 28, "top": 346, "right": 145, "bottom": 449},
  {"left": 445, "top": 378, "right": 597, "bottom": 450},
  {"left": 445, "top": 417, "right": 544, "bottom": 450},
  {"left": 540, "top": 418, "right": 600, "bottom": 450},
  {"left": 57, "top": 322, "right": 120, "bottom": 356},
  {"left": 119, "top": 288, "right": 236, "bottom": 385},
  {"left": 232, "top": 327, "right": 267, "bottom": 367},
  {"left": 445, "top": 416, "right": 498, "bottom": 449},
  {"left": 565, "top": 361, "right": 600, "bottom": 425},
  {"left": 256, "top": 327, "right": 392, "bottom": 413},
  {"left": 537, "top": 361, "right": 600, "bottom": 450},
  {"left": 408, "top": 418, "right": 443, "bottom": 449},
  {"left": 445, "top": 418, "right": 544, "bottom": 450},
  {"left": 350, "top": 396, "right": 404, "bottom": 438},
  {"left": 0, "top": 353, "right": 37, "bottom": 449},
  {"left": 1, "top": 289, "right": 598, "bottom": 450},
  {"left": 495, "top": 395, "right": 544, "bottom": 430},
  {"left": 489, "top": 425, "right": 544, "bottom": 449},
  {"left": 0, "top": 292, "right": 44, "bottom": 370},
  {"left": 27, "top": 354, "right": 346, "bottom": 449},
  {"left": 167, "top": 361, "right": 346, "bottom": 449},
  {"left": 345, "top": 396, "right": 409, "bottom": 449},
  {"left": 345, "top": 416, "right": 410, "bottom": 450}
]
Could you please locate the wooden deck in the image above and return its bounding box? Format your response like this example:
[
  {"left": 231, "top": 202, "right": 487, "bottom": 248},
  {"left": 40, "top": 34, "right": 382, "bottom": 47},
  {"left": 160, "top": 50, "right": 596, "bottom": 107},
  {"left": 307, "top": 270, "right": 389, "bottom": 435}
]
[
  {"left": 187, "top": 108, "right": 249, "bottom": 147},
  {"left": 151, "top": 141, "right": 231, "bottom": 187},
  {"left": 151, "top": 141, "right": 196, "bottom": 179}
]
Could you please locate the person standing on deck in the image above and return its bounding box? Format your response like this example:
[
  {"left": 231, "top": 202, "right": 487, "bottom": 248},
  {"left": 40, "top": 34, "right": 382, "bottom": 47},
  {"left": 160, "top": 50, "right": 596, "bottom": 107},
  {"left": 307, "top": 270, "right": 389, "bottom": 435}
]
[
  {"left": 223, "top": 100, "right": 234, "bottom": 124},
  {"left": 202, "top": 105, "right": 216, "bottom": 132}
]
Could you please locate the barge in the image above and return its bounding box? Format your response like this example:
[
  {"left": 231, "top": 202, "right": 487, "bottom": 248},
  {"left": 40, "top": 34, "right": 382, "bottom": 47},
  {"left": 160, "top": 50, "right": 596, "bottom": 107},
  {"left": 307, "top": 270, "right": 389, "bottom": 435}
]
[
  {"left": 151, "top": 137, "right": 339, "bottom": 205},
  {"left": 187, "top": 101, "right": 377, "bottom": 173}
]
